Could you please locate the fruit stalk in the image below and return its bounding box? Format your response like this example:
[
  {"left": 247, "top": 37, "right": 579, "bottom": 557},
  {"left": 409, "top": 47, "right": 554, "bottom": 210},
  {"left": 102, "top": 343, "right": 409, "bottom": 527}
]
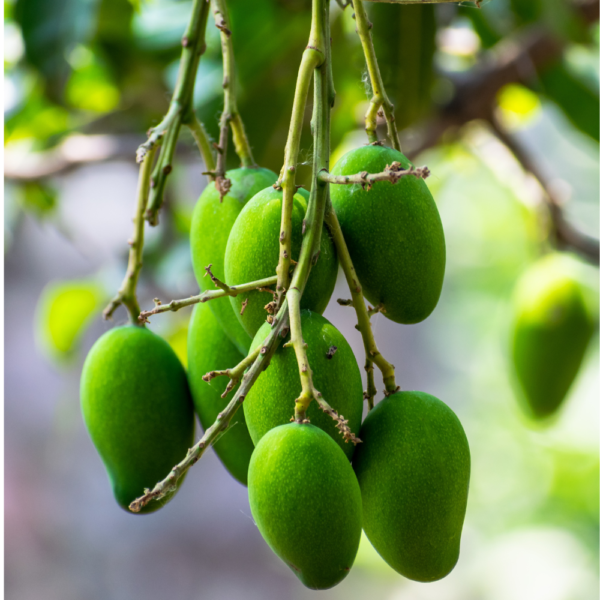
[
  {"left": 103, "top": 145, "right": 158, "bottom": 323},
  {"left": 129, "top": 300, "right": 291, "bottom": 512},
  {"left": 353, "top": 0, "right": 402, "bottom": 151},
  {"left": 287, "top": 65, "right": 329, "bottom": 421},
  {"left": 137, "top": 274, "right": 279, "bottom": 322},
  {"left": 213, "top": 0, "right": 256, "bottom": 171},
  {"left": 142, "top": 0, "right": 212, "bottom": 225},
  {"left": 325, "top": 206, "right": 399, "bottom": 402},
  {"left": 202, "top": 344, "right": 262, "bottom": 399},
  {"left": 187, "top": 113, "right": 216, "bottom": 175},
  {"left": 282, "top": 2, "right": 359, "bottom": 445},
  {"left": 274, "top": 0, "right": 326, "bottom": 308}
]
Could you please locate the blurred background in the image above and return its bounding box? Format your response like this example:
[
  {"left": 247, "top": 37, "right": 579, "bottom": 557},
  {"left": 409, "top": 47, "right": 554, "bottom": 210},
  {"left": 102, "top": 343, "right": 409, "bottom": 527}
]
[{"left": 4, "top": 0, "right": 599, "bottom": 598}]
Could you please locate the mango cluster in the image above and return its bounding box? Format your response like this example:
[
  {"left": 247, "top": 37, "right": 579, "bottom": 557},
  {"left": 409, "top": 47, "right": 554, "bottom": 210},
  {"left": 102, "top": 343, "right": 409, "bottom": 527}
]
[{"left": 80, "top": 148, "right": 471, "bottom": 589}]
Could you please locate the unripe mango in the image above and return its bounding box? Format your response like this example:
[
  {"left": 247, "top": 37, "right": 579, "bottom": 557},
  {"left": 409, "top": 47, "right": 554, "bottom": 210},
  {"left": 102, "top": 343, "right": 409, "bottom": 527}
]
[
  {"left": 511, "top": 253, "right": 595, "bottom": 419},
  {"left": 248, "top": 423, "right": 362, "bottom": 589},
  {"left": 80, "top": 326, "right": 195, "bottom": 513},
  {"left": 245, "top": 310, "right": 363, "bottom": 460},
  {"left": 187, "top": 302, "right": 254, "bottom": 485},
  {"left": 330, "top": 145, "right": 445, "bottom": 324},
  {"left": 224, "top": 187, "right": 338, "bottom": 337},
  {"left": 353, "top": 391, "right": 470, "bottom": 582},
  {"left": 190, "top": 167, "right": 277, "bottom": 354}
]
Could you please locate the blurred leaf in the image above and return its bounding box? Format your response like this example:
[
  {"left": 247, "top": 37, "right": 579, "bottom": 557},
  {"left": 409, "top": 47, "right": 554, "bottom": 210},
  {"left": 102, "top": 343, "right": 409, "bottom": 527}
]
[
  {"left": 370, "top": 3, "right": 437, "bottom": 129},
  {"left": 5, "top": 89, "right": 72, "bottom": 146},
  {"left": 509, "top": 0, "right": 543, "bottom": 27},
  {"left": 94, "top": 0, "right": 134, "bottom": 82},
  {"left": 36, "top": 279, "right": 106, "bottom": 362},
  {"left": 458, "top": 5, "right": 502, "bottom": 49},
  {"left": 14, "top": 0, "right": 100, "bottom": 102},
  {"left": 66, "top": 52, "right": 120, "bottom": 113},
  {"left": 20, "top": 181, "right": 58, "bottom": 218},
  {"left": 539, "top": 61, "right": 600, "bottom": 143},
  {"left": 510, "top": 0, "right": 589, "bottom": 44}
]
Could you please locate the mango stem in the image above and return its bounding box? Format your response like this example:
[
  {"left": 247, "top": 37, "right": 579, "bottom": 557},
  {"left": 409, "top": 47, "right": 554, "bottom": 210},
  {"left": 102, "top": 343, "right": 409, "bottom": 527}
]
[{"left": 353, "top": 0, "right": 402, "bottom": 151}]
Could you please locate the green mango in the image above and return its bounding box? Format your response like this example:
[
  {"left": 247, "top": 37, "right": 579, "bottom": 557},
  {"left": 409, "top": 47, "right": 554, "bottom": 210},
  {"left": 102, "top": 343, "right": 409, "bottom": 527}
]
[
  {"left": 190, "top": 167, "right": 278, "bottom": 354},
  {"left": 248, "top": 423, "right": 362, "bottom": 590},
  {"left": 80, "top": 326, "right": 195, "bottom": 513},
  {"left": 224, "top": 187, "right": 338, "bottom": 337},
  {"left": 330, "top": 145, "right": 445, "bottom": 324},
  {"left": 245, "top": 310, "right": 363, "bottom": 460},
  {"left": 353, "top": 391, "right": 470, "bottom": 582},
  {"left": 187, "top": 302, "right": 254, "bottom": 485},
  {"left": 511, "top": 253, "right": 595, "bottom": 420}
]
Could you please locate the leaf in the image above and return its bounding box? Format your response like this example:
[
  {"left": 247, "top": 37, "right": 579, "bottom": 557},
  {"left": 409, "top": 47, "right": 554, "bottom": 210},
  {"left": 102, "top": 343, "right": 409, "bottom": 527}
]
[
  {"left": 14, "top": 0, "right": 100, "bottom": 101},
  {"left": 36, "top": 280, "right": 105, "bottom": 363},
  {"left": 370, "top": 3, "right": 437, "bottom": 129},
  {"left": 20, "top": 182, "right": 58, "bottom": 218},
  {"left": 539, "top": 62, "right": 600, "bottom": 143}
]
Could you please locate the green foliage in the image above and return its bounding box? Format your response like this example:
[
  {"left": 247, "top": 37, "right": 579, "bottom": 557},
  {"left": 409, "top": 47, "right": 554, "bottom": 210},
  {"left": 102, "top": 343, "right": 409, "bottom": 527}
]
[
  {"left": 190, "top": 167, "right": 278, "bottom": 354},
  {"left": 224, "top": 187, "right": 338, "bottom": 337},
  {"left": 353, "top": 391, "right": 471, "bottom": 582},
  {"left": 539, "top": 62, "right": 600, "bottom": 142},
  {"left": 20, "top": 181, "right": 58, "bottom": 218},
  {"left": 36, "top": 279, "right": 105, "bottom": 362},
  {"left": 511, "top": 253, "right": 595, "bottom": 420},
  {"left": 14, "top": 0, "right": 100, "bottom": 101},
  {"left": 330, "top": 145, "right": 445, "bottom": 324},
  {"left": 248, "top": 423, "right": 362, "bottom": 590},
  {"left": 187, "top": 303, "right": 254, "bottom": 486},
  {"left": 80, "top": 326, "right": 195, "bottom": 513},
  {"left": 370, "top": 4, "right": 436, "bottom": 129},
  {"left": 245, "top": 310, "right": 363, "bottom": 460}
]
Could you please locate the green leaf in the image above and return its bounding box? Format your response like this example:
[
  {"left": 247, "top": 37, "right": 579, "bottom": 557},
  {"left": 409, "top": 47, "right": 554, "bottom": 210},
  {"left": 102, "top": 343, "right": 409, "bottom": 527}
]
[
  {"left": 539, "top": 61, "right": 600, "bottom": 143},
  {"left": 36, "top": 280, "right": 105, "bottom": 363},
  {"left": 20, "top": 181, "right": 58, "bottom": 218},
  {"left": 370, "top": 3, "right": 437, "bottom": 129},
  {"left": 14, "top": 0, "right": 100, "bottom": 101}
]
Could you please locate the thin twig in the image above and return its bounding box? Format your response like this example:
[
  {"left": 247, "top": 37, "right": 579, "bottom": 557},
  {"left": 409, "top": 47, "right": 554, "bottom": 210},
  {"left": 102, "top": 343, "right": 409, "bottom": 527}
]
[
  {"left": 143, "top": 0, "right": 211, "bottom": 225},
  {"left": 138, "top": 274, "right": 278, "bottom": 323},
  {"left": 202, "top": 345, "right": 262, "bottom": 398},
  {"left": 274, "top": 1, "right": 326, "bottom": 310},
  {"left": 186, "top": 113, "right": 216, "bottom": 178},
  {"left": 326, "top": 206, "right": 399, "bottom": 399},
  {"left": 283, "top": 1, "right": 360, "bottom": 446},
  {"left": 103, "top": 145, "right": 158, "bottom": 322},
  {"left": 353, "top": 0, "right": 401, "bottom": 150}
]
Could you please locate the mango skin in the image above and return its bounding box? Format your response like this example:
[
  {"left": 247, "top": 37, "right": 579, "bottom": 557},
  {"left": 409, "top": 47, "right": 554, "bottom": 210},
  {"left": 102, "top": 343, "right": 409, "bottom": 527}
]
[
  {"left": 330, "top": 145, "right": 445, "bottom": 324},
  {"left": 224, "top": 187, "right": 338, "bottom": 337},
  {"left": 80, "top": 326, "right": 195, "bottom": 513},
  {"left": 187, "top": 302, "right": 254, "bottom": 485},
  {"left": 190, "top": 167, "right": 278, "bottom": 354},
  {"left": 511, "top": 253, "right": 595, "bottom": 420},
  {"left": 248, "top": 423, "right": 362, "bottom": 590},
  {"left": 353, "top": 391, "right": 470, "bottom": 582},
  {"left": 246, "top": 310, "right": 363, "bottom": 460}
]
